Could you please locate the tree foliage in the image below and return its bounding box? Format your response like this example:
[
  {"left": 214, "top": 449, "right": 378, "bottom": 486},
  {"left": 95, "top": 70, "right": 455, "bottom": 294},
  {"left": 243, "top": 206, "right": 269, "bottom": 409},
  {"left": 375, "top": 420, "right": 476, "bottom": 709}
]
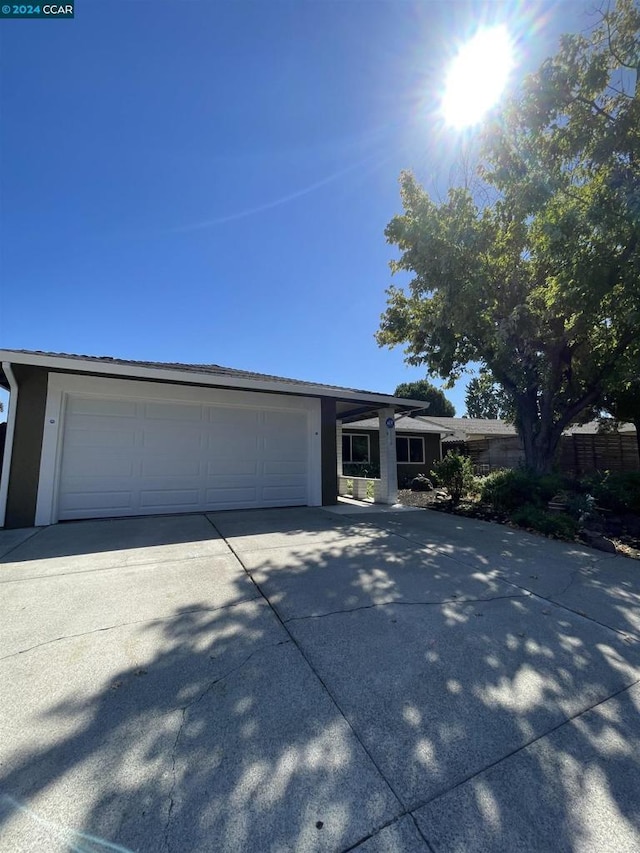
[
  {"left": 465, "top": 369, "right": 513, "bottom": 419},
  {"left": 601, "top": 346, "right": 640, "bottom": 460},
  {"left": 431, "top": 451, "right": 474, "bottom": 505},
  {"left": 377, "top": 0, "right": 640, "bottom": 472},
  {"left": 394, "top": 379, "right": 456, "bottom": 416}
]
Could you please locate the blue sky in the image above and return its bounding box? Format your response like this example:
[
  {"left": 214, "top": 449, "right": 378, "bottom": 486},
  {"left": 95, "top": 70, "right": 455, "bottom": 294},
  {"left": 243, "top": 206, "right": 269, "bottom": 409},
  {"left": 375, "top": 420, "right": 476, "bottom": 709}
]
[{"left": 0, "top": 0, "right": 597, "bottom": 416}]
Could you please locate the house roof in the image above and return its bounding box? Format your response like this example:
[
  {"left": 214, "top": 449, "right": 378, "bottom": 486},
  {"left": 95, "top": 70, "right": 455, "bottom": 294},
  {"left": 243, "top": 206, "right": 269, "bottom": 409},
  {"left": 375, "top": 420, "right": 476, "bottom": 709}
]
[
  {"left": 422, "top": 417, "right": 518, "bottom": 442},
  {"left": 343, "top": 414, "right": 446, "bottom": 434},
  {"left": 0, "top": 349, "right": 426, "bottom": 417},
  {"left": 563, "top": 420, "right": 636, "bottom": 435},
  {"left": 347, "top": 416, "right": 517, "bottom": 441},
  {"left": 433, "top": 417, "right": 637, "bottom": 441},
  {"left": 344, "top": 412, "right": 637, "bottom": 440}
]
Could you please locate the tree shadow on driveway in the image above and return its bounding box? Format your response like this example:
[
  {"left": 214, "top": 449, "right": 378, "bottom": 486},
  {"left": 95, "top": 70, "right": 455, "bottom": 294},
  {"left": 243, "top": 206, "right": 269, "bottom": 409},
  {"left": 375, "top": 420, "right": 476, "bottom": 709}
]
[{"left": 1, "top": 508, "right": 640, "bottom": 852}]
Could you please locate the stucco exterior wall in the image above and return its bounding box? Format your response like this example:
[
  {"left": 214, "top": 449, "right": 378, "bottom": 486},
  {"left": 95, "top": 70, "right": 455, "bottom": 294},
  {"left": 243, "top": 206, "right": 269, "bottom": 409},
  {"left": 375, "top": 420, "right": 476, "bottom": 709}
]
[
  {"left": 342, "top": 428, "right": 441, "bottom": 485},
  {"left": 5, "top": 364, "right": 49, "bottom": 528},
  {"left": 320, "top": 398, "right": 338, "bottom": 505}
]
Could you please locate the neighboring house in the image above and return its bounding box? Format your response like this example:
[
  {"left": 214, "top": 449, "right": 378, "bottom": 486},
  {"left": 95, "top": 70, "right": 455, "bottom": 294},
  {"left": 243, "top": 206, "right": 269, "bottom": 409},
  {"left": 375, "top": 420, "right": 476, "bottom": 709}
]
[
  {"left": 427, "top": 417, "right": 522, "bottom": 472},
  {"left": 341, "top": 415, "right": 444, "bottom": 487},
  {"left": 0, "top": 349, "right": 427, "bottom": 528},
  {"left": 421, "top": 416, "right": 638, "bottom": 475}
]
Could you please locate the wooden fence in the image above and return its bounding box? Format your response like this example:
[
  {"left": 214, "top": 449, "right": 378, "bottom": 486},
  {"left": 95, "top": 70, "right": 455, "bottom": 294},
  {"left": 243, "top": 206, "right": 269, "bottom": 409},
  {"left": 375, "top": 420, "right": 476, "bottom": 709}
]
[
  {"left": 457, "top": 431, "right": 639, "bottom": 477},
  {"left": 558, "top": 433, "right": 639, "bottom": 477}
]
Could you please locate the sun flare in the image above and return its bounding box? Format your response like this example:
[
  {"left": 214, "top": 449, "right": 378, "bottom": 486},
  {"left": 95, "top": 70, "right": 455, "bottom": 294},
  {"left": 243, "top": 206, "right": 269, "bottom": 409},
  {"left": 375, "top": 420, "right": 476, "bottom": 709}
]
[{"left": 442, "top": 26, "right": 514, "bottom": 128}]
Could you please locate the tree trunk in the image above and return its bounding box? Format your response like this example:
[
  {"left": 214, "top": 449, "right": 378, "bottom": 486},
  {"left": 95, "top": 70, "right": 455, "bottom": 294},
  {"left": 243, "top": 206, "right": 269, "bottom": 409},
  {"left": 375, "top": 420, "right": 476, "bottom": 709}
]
[
  {"left": 634, "top": 417, "right": 640, "bottom": 466},
  {"left": 516, "top": 394, "right": 562, "bottom": 474}
]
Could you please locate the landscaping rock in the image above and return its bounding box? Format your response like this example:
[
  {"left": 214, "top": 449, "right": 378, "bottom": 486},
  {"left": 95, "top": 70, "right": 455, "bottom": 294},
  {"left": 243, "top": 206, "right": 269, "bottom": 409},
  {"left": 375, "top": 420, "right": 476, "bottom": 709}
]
[
  {"left": 579, "top": 529, "right": 617, "bottom": 554},
  {"left": 411, "top": 475, "right": 434, "bottom": 492}
]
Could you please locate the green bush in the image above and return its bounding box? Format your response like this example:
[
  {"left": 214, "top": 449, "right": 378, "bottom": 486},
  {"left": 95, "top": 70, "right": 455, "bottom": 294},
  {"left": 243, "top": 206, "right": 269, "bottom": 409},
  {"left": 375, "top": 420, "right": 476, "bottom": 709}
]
[
  {"left": 511, "top": 504, "right": 579, "bottom": 538},
  {"left": 431, "top": 452, "right": 474, "bottom": 505},
  {"left": 582, "top": 471, "right": 640, "bottom": 515},
  {"left": 480, "top": 469, "right": 573, "bottom": 512},
  {"left": 480, "top": 469, "right": 535, "bottom": 512}
]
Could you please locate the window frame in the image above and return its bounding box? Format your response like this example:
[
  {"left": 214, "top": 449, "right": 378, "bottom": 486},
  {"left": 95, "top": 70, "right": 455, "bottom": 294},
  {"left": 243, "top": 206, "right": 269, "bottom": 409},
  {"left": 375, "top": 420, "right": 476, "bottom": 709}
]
[
  {"left": 396, "top": 435, "right": 426, "bottom": 464},
  {"left": 342, "top": 433, "right": 371, "bottom": 464}
]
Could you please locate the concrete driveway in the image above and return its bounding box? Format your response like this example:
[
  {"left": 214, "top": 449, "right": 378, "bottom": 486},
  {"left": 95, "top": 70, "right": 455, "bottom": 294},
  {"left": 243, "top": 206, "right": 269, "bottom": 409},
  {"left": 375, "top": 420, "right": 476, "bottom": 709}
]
[{"left": 1, "top": 506, "right": 640, "bottom": 852}]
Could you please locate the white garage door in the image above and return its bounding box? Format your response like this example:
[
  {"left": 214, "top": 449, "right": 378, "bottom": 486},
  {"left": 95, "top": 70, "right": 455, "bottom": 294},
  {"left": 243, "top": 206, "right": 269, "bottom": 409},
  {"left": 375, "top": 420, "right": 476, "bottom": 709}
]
[{"left": 56, "top": 394, "right": 310, "bottom": 520}]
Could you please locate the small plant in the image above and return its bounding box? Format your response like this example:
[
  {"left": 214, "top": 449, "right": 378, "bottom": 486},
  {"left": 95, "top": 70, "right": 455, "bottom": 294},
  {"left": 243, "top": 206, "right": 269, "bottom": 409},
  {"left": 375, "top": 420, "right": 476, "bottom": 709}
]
[
  {"left": 366, "top": 479, "right": 375, "bottom": 501},
  {"left": 431, "top": 452, "right": 475, "bottom": 506},
  {"left": 566, "top": 492, "right": 597, "bottom": 526}
]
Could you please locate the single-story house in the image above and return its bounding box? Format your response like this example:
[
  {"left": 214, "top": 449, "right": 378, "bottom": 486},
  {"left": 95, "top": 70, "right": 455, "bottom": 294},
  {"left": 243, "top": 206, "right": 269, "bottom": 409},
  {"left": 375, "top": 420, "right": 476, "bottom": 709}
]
[
  {"left": 340, "top": 414, "right": 445, "bottom": 488},
  {"left": 0, "top": 349, "right": 427, "bottom": 528}
]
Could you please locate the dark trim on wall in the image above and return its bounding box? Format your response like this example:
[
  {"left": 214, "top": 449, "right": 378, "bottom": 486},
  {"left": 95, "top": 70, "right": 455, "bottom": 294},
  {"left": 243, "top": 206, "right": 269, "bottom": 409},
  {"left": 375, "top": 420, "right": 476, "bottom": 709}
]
[
  {"left": 320, "top": 398, "right": 338, "bottom": 505},
  {"left": 5, "top": 364, "right": 49, "bottom": 528}
]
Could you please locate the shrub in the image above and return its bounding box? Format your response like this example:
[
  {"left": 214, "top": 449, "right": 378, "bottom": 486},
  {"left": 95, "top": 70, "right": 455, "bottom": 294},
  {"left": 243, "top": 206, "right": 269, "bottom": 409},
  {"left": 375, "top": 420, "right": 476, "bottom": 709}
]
[
  {"left": 480, "top": 469, "right": 573, "bottom": 512},
  {"left": 431, "top": 452, "right": 475, "bottom": 505},
  {"left": 480, "top": 469, "right": 535, "bottom": 512},
  {"left": 583, "top": 471, "right": 640, "bottom": 515},
  {"left": 511, "top": 504, "right": 579, "bottom": 538}
]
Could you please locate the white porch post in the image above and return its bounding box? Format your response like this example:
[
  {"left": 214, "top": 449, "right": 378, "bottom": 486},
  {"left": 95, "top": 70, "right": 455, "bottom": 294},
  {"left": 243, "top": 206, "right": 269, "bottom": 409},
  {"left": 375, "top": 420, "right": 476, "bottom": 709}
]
[
  {"left": 378, "top": 407, "right": 398, "bottom": 504},
  {"left": 336, "top": 419, "right": 343, "bottom": 480}
]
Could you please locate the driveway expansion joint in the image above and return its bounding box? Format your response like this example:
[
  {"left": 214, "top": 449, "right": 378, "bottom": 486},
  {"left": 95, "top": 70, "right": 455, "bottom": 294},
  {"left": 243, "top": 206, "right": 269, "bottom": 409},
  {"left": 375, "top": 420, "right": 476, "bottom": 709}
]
[
  {"left": 0, "top": 527, "right": 45, "bottom": 562},
  {"left": 162, "top": 637, "right": 293, "bottom": 852},
  {"left": 0, "top": 597, "right": 261, "bottom": 662},
  {"left": 0, "top": 547, "right": 234, "bottom": 585},
  {"left": 364, "top": 517, "right": 638, "bottom": 642},
  {"left": 405, "top": 674, "right": 640, "bottom": 816},
  {"left": 498, "top": 575, "right": 640, "bottom": 642},
  {"left": 205, "top": 514, "right": 406, "bottom": 812},
  {"left": 282, "top": 594, "right": 531, "bottom": 624}
]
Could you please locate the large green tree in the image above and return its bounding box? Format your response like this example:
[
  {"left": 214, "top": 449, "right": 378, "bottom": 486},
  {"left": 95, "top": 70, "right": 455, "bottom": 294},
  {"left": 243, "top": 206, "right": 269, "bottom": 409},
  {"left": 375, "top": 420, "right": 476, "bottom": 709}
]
[
  {"left": 465, "top": 369, "right": 513, "bottom": 420},
  {"left": 601, "top": 345, "right": 640, "bottom": 461},
  {"left": 377, "top": 0, "right": 640, "bottom": 472},
  {"left": 394, "top": 379, "right": 455, "bottom": 416}
]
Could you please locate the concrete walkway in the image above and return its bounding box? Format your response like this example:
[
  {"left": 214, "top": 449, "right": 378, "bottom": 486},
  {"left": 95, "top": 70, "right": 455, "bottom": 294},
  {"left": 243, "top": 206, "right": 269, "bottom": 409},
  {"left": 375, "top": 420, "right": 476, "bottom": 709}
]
[{"left": 1, "top": 507, "right": 639, "bottom": 852}]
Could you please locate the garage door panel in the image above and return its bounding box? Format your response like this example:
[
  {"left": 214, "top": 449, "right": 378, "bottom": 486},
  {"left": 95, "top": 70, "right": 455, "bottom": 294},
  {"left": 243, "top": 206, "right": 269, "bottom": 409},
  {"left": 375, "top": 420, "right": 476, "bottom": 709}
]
[
  {"left": 141, "top": 456, "right": 203, "bottom": 477},
  {"left": 263, "top": 460, "right": 306, "bottom": 476},
  {"left": 64, "top": 427, "right": 137, "bottom": 449},
  {"left": 67, "top": 398, "right": 137, "bottom": 418},
  {"left": 263, "top": 485, "right": 307, "bottom": 501},
  {"left": 141, "top": 427, "right": 203, "bottom": 451},
  {"left": 62, "top": 450, "right": 135, "bottom": 479},
  {"left": 57, "top": 393, "right": 310, "bottom": 520},
  {"left": 139, "top": 490, "right": 201, "bottom": 508},
  {"left": 143, "top": 401, "right": 204, "bottom": 421},
  {"left": 208, "top": 428, "right": 259, "bottom": 452},
  {"left": 205, "top": 487, "right": 258, "bottom": 503},
  {"left": 59, "top": 491, "right": 134, "bottom": 514},
  {"left": 209, "top": 407, "right": 260, "bottom": 424},
  {"left": 207, "top": 459, "right": 259, "bottom": 476}
]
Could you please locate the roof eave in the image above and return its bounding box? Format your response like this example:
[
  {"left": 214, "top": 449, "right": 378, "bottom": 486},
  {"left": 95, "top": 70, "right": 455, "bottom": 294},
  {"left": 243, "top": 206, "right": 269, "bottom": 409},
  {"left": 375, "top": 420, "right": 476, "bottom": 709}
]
[{"left": 0, "top": 349, "right": 425, "bottom": 411}]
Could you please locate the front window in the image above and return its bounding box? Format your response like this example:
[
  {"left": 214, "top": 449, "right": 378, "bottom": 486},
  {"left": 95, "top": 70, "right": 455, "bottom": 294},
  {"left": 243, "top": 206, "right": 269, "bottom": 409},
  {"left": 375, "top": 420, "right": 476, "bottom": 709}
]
[
  {"left": 396, "top": 436, "right": 425, "bottom": 463},
  {"left": 342, "top": 433, "right": 370, "bottom": 463}
]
